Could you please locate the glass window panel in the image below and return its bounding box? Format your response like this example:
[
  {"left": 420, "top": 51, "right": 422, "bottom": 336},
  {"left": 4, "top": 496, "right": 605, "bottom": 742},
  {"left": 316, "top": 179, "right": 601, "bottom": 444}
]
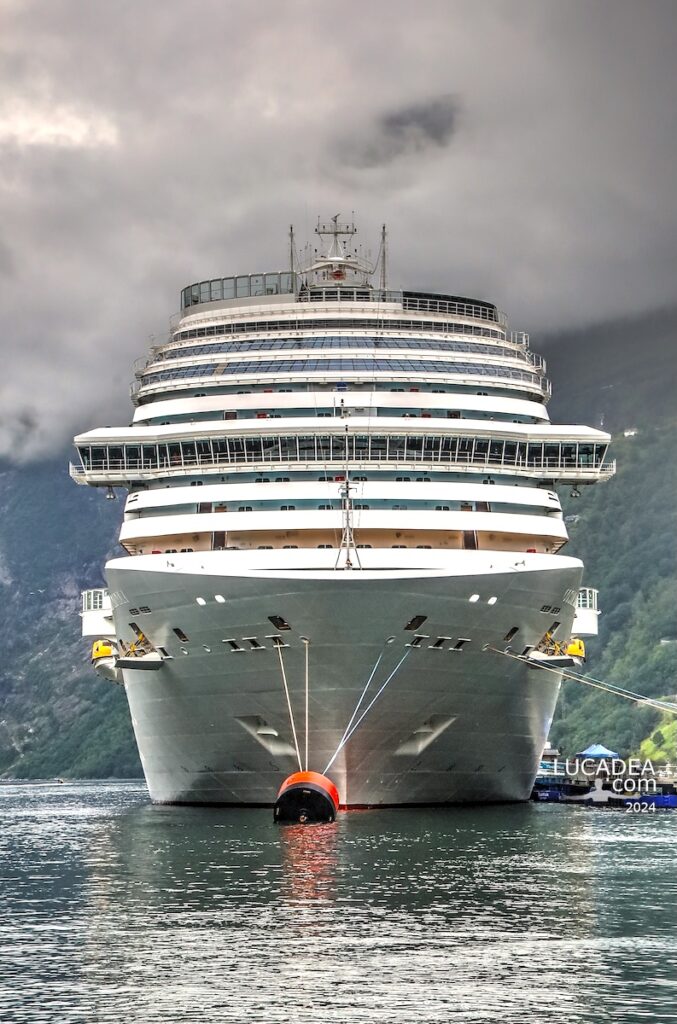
[
  {"left": 191, "top": 285, "right": 200, "bottom": 304},
  {"left": 199, "top": 282, "right": 210, "bottom": 302},
  {"left": 528, "top": 443, "right": 543, "bottom": 465},
  {"left": 222, "top": 278, "right": 235, "bottom": 299},
  {"left": 182, "top": 442, "right": 197, "bottom": 464},
  {"left": 210, "top": 279, "right": 222, "bottom": 301},
  {"left": 265, "top": 274, "right": 280, "bottom": 294},
  {"left": 489, "top": 440, "right": 504, "bottom": 462},
  {"left": 280, "top": 273, "right": 294, "bottom": 293},
  {"left": 250, "top": 275, "right": 264, "bottom": 296},
  {"left": 142, "top": 445, "right": 157, "bottom": 467},
  {"left": 236, "top": 277, "right": 250, "bottom": 298},
  {"left": 125, "top": 446, "right": 141, "bottom": 467}
]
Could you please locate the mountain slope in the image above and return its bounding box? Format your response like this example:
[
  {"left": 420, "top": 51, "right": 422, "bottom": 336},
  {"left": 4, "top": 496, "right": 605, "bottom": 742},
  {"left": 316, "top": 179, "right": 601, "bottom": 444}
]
[{"left": 0, "top": 460, "right": 141, "bottom": 777}]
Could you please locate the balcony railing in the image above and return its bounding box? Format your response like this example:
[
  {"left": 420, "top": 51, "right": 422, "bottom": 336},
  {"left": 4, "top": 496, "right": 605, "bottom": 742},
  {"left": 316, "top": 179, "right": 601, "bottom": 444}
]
[{"left": 70, "top": 454, "right": 616, "bottom": 487}]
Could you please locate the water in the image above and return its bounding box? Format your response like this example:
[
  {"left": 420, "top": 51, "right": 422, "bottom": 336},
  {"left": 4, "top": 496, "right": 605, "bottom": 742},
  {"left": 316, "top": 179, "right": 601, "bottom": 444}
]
[{"left": 0, "top": 783, "right": 675, "bottom": 1023}]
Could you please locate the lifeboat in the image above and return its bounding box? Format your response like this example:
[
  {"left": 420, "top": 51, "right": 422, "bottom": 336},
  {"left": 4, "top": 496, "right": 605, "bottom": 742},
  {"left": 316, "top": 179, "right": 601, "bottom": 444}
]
[
  {"left": 274, "top": 771, "right": 340, "bottom": 824},
  {"left": 91, "top": 639, "right": 122, "bottom": 683}
]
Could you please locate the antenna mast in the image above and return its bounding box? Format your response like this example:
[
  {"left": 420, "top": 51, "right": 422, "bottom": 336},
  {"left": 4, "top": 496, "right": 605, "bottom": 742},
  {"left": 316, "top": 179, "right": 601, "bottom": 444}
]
[
  {"left": 289, "top": 224, "right": 295, "bottom": 274},
  {"left": 379, "top": 223, "right": 387, "bottom": 292},
  {"left": 335, "top": 423, "right": 361, "bottom": 570}
]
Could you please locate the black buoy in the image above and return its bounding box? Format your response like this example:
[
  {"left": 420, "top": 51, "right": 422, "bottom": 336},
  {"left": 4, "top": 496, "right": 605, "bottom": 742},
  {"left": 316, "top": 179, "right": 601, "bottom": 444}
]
[{"left": 274, "top": 771, "right": 340, "bottom": 825}]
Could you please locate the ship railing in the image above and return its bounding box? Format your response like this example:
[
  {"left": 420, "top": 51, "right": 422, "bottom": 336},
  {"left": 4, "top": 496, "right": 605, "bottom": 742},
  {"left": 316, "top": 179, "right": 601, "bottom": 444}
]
[
  {"left": 298, "top": 289, "right": 509, "bottom": 325},
  {"left": 74, "top": 453, "right": 616, "bottom": 483}
]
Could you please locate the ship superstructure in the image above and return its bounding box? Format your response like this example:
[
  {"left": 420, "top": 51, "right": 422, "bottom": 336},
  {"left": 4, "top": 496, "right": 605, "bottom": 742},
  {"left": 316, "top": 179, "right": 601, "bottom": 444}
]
[{"left": 72, "top": 217, "right": 613, "bottom": 805}]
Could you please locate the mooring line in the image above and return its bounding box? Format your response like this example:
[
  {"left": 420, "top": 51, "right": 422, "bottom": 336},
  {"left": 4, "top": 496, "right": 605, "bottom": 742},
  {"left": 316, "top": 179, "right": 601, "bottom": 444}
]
[
  {"left": 484, "top": 645, "right": 677, "bottom": 715},
  {"left": 303, "top": 638, "right": 310, "bottom": 772},
  {"left": 324, "top": 649, "right": 412, "bottom": 773},
  {"left": 276, "top": 643, "right": 303, "bottom": 771},
  {"left": 331, "top": 650, "right": 385, "bottom": 757}
]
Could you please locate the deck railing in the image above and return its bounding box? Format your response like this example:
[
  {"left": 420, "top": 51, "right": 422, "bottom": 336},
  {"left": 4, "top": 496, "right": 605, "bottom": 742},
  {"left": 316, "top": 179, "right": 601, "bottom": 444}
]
[{"left": 70, "top": 455, "right": 616, "bottom": 486}]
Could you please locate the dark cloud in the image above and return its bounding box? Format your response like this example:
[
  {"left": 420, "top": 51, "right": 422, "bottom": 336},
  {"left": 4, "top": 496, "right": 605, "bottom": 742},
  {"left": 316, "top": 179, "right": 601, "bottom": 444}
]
[
  {"left": 340, "top": 95, "right": 459, "bottom": 168},
  {"left": 0, "top": 0, "right": 676, "bottom": 461}
]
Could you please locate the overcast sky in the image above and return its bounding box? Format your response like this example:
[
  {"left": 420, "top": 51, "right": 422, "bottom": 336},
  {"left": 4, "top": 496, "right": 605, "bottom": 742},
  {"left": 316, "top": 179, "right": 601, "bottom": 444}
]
[{"left": 1, "top": 0, "right": 676, "bottom": 461}]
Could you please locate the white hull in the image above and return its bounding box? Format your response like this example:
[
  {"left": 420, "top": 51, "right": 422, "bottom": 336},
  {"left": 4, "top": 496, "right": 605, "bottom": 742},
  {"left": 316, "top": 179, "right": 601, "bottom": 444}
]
[{"left": 106, "top": 550, "right": 583, "bottom": 806}]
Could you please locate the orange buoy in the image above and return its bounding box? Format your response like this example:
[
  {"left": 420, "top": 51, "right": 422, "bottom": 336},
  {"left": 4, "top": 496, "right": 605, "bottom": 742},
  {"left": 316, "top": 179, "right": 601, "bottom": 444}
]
[{"left": 273, "top": 771, "right": 339, "bottom": 824}]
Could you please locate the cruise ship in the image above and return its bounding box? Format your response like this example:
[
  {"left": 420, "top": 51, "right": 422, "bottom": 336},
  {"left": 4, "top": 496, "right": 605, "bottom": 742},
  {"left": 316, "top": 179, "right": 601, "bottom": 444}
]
[{"left": 72, "top": 217, "right": 612, "bottom": 806}]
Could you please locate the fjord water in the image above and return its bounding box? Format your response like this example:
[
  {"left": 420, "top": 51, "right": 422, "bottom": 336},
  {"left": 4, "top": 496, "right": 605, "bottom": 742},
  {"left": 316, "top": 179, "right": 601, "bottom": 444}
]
[{"left": 1, "top": 783, "right": 675, "bottom": 1023}]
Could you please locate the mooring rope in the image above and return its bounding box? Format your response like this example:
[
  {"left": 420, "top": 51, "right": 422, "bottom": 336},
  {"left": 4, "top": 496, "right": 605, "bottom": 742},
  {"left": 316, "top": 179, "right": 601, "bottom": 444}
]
[
  {"left": 484, "top": 645, "right": 677, "bottom": 715},
  {"left": 329, "top": 650, "right": 385, "bottom": 760},
  {"left": 324, "top": 648, "right": 412, "bottom": 773},
  {"left": 303, "top": 638, "right": 310, "bottom": 772},
  {"left": 276, "top": 643, "right": 302, "bottom": 771}
]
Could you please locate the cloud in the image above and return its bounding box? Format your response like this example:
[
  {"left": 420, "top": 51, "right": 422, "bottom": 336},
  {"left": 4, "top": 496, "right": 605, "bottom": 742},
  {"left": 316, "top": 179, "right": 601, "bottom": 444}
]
[
  {"left": 0, "top": 0, "right": 676, "bottom": 461},
  {"left": 0, "top": 101, "right": 118, "bottom": 148},
  {"left": 339, "top": 95, "right": 459, "bottom": 168}
]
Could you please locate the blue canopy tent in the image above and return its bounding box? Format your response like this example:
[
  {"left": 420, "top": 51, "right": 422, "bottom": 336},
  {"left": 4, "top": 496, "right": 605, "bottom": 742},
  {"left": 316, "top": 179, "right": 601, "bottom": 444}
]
[{"left": 576, "top": 743, "right": 619, "bottom": 758}]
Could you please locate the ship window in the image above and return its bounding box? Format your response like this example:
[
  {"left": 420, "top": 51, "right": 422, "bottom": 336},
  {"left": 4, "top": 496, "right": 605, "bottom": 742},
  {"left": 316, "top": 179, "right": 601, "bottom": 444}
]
[
  {"left": 157, "top": 647, "right": 168, "bottom": 658},
  {"left": 250, "top": 275, "right": 264, "bottom": 296},
  {"left": 283, "top": 545, "right": 298, "bottom": 549},
  {"left": 404, "top": 615, "right": 427, "bottom": 631},
  {"left": 236, "top": 276, "right": 250, "bottom": 298},
  {"left": 268, "top": 615, "right": 291, "bottom": 630},
  {"left": 550, "top": 621, "right": 561, "bottom": 633},
  {"left": 453, "top": 638, "right": 471, "bottom": 650},
  {"left": 318, "top": 544, "right": 333, "bottom": 548},
  {"left": 504, "top": 627, "right": 519, "bottom": 641},
  {"left": 224, "top": 639, "right": 244, "bottom": 651},
  {"left": 222, "top": 277, "right": 235, "bottom": 299},
  {"left": 138, "top": 606, "right": 151, "bottom": 614},
  {"left": 129, "top": 608, "right": 139, "bottom": 616},
  {"left": 173, "top": 627, "right": 190, "bottom": 642},
  {"left": 281, "top": 505, "right": 295, "bottom": 511}
]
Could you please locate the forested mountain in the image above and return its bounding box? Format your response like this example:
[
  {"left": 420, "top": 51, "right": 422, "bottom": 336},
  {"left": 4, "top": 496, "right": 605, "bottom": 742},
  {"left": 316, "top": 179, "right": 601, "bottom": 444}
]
[
  {"left": 0, "top": 461, "right": 141, "bottom": 777},
  {"left": 0, "top": 307, "right": 675, "bottom": 778},
  {"left": 542, "top": 307, "right": 677, "bottom": 760}
]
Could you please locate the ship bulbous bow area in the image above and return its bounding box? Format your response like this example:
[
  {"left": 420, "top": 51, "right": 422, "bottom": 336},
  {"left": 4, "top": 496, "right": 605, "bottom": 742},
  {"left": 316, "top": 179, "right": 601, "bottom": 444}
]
[{"left": 274, "top": 772, "right": 340, "bottom": 824}]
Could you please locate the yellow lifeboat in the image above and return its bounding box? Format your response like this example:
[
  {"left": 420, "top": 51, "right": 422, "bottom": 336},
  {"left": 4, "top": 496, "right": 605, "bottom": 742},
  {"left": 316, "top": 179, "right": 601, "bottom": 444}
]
[
  {"left": 566, "top": 637, "right": 586, "bottom": 660},
  {"left": 91, "top": 639, "right": 113, "bottom": 661},
  {"left": 90, "top": 639, "right": 121, "bottom": 683}
]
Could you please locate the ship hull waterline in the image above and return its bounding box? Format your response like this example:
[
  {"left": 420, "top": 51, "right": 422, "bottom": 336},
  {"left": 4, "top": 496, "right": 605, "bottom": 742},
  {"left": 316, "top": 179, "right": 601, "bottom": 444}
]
[{"left": 106, "top": 552, "right": 582, "bottom": 807}]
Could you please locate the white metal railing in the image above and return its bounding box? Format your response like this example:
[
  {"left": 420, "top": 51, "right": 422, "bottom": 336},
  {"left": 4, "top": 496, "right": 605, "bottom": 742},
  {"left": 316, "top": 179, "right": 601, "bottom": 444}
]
[{"left": 72, "top": 453, "right": 616, "bottom": 485}]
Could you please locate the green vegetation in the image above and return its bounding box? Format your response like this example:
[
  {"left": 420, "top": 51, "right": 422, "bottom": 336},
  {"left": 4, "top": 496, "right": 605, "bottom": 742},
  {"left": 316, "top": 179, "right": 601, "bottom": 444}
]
[{"left": 550, "top": 426, "right": 677, "bottom": 757}]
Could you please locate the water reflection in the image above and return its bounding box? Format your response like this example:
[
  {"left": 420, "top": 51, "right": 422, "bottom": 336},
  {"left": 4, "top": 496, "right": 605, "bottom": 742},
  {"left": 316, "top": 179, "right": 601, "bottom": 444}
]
[
  {"left": 0, "top": 783, "right": 676, "bottom": 1023},
  {"left": 279, "top": 821, "right": 339, "bottom": 905}
]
